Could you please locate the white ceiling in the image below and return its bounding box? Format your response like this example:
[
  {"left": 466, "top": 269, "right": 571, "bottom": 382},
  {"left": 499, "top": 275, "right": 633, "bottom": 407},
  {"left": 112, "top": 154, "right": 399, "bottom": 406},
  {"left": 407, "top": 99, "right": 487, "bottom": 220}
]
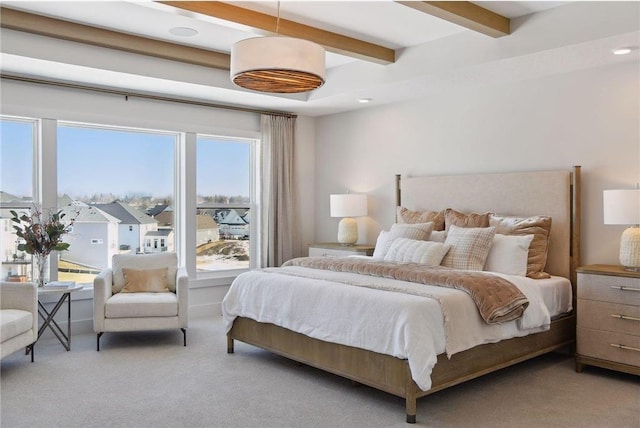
[{"left": 1, "top": 1, "right": 638, "bottom": 117}]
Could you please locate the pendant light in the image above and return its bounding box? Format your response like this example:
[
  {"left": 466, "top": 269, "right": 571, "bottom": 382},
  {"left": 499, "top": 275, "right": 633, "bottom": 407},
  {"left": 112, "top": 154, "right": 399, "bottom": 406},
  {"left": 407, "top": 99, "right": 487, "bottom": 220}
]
[{"left": 230, "top": 2, "right": 326, "bottom": 93}]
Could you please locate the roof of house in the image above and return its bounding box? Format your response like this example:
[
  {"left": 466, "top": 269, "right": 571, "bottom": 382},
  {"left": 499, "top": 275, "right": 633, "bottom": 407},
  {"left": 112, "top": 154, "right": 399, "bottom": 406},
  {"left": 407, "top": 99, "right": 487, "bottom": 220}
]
[
  {"left": 147, "top": 204, "right": 172, "bottom": 217},
  {"left": 145, "top": 229, "right": 173, "bottom": 237},
  {"left": 94, "top": 201, "right": 157, "bottom": 225},
  {"left": 61, "top": 205, "right": 120, "bottom": 224},
  {"left": 196, "top": 214, "right": 218, "bottom": 230},
  {"left": 219, "top": 209, "right": 249, "bottom": 225},
  {"left": 0, "top": 191, "right": 25, "bottom": 203}
]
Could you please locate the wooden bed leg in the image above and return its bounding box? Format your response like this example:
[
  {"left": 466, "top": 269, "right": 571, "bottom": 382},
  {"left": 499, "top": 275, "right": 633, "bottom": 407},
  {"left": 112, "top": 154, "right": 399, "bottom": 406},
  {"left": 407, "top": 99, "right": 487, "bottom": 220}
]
[
  {"left": 406, "top": 400, "right": 416, "bottom": 424},
  {"left": 227, "top": 334, "right": 234, "bottom": 354},
  {"left": 405, "top": 366, "right": 417, "bottom": 424}
]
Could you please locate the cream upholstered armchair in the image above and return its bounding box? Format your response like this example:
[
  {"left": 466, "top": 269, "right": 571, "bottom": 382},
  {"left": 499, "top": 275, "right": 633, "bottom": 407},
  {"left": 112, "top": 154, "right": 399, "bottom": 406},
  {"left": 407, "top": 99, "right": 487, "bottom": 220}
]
[
  {"left": 93, "top": 252, "right": 188, "bottom": 351},
  {"left": 1, "top": 281, "right": 38, "bottom": 362}
]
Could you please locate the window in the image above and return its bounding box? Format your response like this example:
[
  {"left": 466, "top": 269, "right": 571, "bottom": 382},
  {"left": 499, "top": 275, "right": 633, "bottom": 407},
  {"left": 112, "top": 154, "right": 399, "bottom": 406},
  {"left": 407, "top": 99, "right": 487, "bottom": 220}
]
[
  {"left": 0, "top": 117, "right": 36, "bottom": 282},
  {"left": 57, "top": 123, "right": 176, "bottom": 282},
  {"left": 1, "top": 115, "right": 260, "bottom": 284},
  {"left": 196, "top": 136, "right": 255, "bottom": 272}
]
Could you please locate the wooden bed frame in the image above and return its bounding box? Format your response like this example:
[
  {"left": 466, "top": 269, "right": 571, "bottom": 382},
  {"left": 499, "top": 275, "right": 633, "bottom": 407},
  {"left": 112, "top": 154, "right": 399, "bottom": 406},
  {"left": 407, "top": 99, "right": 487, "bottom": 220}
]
[{"left": 227, "top": 166, "right": 581, "bottom": 424}]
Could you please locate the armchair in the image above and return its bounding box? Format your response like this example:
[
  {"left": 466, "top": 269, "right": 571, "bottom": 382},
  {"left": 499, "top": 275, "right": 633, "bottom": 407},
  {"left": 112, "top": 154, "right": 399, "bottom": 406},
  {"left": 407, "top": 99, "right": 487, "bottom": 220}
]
[
  {"left": 93, "top": 252, "right": 188, "bottom": 351},
  {"left": 1, "top": 281, "right": 38, "bottom": 362}
]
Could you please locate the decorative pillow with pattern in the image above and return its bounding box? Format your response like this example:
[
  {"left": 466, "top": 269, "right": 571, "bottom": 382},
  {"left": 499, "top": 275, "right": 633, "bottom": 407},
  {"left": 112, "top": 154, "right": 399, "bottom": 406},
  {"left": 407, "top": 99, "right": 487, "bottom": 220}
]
[
  {"left": 489, "top": 214, "right": 552, "bottom": 279},
  {"left": 384, "top": 238, "right": 451, "bottom": 266},
  {"left": 444, "top": 208, "right": 491, "bottom": 230},
  {"left": 441, "top": 225, "right": 496, "bottom": 271},
  {"left": 372, "top": 222, "right": 434, "bottom": 259},
  {"left": 396, "top": 206, "right": 445, "bottom": 231}
]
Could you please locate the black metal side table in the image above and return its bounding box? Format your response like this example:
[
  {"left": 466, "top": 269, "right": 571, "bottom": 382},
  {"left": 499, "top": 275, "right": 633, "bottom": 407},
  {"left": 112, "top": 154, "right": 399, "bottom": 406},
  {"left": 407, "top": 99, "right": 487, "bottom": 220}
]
[{"left": 35, "top": 283, "right": 84, "bottom": 351}]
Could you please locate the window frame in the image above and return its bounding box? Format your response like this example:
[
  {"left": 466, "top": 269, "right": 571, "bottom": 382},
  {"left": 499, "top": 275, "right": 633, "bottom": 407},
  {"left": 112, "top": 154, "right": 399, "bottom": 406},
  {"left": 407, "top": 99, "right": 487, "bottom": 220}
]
[
  {"left": 1, "top": 114, "right": 261, "bottom": 285},
  {"left": 193, "top": 133, "right": 259, "bottom": 279}
]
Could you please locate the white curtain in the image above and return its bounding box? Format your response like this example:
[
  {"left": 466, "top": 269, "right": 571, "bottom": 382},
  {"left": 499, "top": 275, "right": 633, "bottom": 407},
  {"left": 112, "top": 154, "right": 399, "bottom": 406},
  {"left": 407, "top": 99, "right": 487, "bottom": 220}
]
[{"left": 260, "top": 114, "right": 297, "bottom": 267}]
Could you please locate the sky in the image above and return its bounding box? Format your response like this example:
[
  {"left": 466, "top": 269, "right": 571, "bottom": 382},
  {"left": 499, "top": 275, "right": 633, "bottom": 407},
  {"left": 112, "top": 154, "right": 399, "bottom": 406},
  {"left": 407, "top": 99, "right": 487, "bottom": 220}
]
[{"left": 1, "top": 119, "right": 251, "bottom": 200}]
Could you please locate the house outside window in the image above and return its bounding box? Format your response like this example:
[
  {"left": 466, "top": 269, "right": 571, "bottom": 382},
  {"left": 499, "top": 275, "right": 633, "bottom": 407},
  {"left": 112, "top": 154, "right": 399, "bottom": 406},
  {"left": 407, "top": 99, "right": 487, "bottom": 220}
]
[
  {"left": 196, "top": 135, "right": 255, "bottom": 272},
  {"left": 57, "top": 122, "right": 176, "bottom": 281}
]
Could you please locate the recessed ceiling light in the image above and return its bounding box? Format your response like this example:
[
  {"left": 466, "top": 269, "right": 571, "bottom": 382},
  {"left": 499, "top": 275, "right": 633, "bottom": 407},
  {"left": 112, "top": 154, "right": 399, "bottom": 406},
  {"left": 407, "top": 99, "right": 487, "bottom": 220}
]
[
  {"left": 169, "top": 27, "right": 199, "bottom": 37},
  {"left": 612, "top": 47, "right": 633, "bottom": 55},
  {"left": 358, "top": 98, "right": 372, "bottom": 104}
]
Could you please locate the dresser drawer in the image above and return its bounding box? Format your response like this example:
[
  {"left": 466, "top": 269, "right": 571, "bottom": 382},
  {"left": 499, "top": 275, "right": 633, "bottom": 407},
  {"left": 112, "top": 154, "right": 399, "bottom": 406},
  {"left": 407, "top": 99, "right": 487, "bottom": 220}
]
[
  {"left": 577, "top": 327, "right": 640, "bottom": 368},
  {"left": 577, "top": 299, "right": 640, "bottom": 336},
  {"left": 577, "top": 272, "right": 640, "bottom": 305}
]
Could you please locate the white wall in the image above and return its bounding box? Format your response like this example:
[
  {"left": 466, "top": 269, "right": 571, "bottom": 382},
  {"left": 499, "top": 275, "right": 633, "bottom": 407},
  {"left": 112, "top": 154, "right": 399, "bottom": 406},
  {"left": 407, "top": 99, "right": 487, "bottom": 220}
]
[{"left": 314, "top": 61, "right": 640, "bottom": 266}]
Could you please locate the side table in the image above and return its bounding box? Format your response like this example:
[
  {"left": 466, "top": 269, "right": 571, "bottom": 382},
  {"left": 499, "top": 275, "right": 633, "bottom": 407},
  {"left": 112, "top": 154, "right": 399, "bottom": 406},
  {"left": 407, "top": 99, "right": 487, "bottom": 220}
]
[
  {"left": 309, "top": 243, "right": 375, "bottom": 257},
  {"left": 35, "top": 283, "right": 84, "bottom": 351}
]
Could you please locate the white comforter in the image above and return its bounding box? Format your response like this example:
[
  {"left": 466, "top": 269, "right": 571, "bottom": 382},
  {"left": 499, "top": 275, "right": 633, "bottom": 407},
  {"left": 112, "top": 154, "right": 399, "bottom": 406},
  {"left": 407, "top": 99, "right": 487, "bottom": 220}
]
[{"left": 222, "top": 265, "right": 551, "bottom": 391}]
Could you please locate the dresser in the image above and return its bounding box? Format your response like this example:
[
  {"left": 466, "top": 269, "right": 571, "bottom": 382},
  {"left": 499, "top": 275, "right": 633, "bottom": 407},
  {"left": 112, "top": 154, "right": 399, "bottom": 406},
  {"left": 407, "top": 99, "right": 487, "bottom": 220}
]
[
  {"left": 308, "top": 243, "right": 375, "bottom": 257},
  {"left": 576, "top": 264, "right": 640, "bottom": 375}
]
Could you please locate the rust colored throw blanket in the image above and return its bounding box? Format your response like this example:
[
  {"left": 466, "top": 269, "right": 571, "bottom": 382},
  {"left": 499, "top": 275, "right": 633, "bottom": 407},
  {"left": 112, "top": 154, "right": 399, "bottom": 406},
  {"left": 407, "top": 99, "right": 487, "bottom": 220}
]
[{"left": 283, "top": 257, "right": 529, "bottom": 324}]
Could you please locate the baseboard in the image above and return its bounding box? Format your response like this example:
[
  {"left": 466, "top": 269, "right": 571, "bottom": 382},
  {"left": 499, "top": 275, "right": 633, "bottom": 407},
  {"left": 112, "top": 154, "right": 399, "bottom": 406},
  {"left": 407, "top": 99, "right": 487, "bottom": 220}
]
[{"left": 190, "top": 302, "right": 222, "bottom": 318}]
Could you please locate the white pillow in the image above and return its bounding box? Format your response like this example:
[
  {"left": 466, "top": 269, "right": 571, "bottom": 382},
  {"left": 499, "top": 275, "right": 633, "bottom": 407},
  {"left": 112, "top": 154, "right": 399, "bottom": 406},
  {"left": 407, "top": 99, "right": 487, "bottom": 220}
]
[
  {"left": 384, "top": 238, "right": 451, "bottom": 266},
  {"left": 428, "top": 230, "right": 447, "bottom": 243},
  {"left": 441, "top": 225, "right": 496, "bottom": 271},
  {"left": 372, "top": 222, "right": 434, "bottom": 259},
  {"left": 484, "top": 233, "right": 534, "bottom": 276}
]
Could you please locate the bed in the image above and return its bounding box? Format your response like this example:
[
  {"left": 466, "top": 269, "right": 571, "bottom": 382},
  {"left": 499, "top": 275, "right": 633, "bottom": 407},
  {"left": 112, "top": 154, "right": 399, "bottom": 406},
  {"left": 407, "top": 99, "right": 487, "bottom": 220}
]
[{"left": 223, "top": 166, "right": 581, "bottom": 424}]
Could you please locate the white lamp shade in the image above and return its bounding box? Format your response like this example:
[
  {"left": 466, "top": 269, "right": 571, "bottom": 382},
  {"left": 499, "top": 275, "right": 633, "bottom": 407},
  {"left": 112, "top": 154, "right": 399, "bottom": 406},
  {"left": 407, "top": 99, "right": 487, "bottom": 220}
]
[
  {"left": 330, "top": 194, "right": 368, "bottom": 218},
  {"left": 603, "top": 189, "right": 640, "bottom": 225}
]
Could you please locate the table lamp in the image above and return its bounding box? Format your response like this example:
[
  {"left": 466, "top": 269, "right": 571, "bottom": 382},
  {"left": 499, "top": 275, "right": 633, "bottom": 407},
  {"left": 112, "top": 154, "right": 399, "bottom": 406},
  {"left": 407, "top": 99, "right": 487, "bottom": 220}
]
[
  {"left": 330, "top": 194, "right": 367, "bottom": 245},
  {"left": 603, "top": 188, "right": 640, "bottom": 271}
]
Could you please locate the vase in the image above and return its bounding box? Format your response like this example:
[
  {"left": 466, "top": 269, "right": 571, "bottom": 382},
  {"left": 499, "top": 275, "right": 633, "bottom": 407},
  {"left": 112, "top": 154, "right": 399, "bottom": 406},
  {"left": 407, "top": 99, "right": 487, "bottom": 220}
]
[{"left": 32, "top": 253, "right": 49, "bottom": 288}]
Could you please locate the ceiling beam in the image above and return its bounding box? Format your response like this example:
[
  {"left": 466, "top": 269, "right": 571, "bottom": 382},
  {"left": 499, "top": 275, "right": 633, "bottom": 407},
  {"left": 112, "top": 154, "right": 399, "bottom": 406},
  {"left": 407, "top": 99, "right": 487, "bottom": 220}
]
[
  {"left": 159, "top": 1, "right": 395, "bottom": 65},
  {"left": 0, "top": 7, "right": 231, "bottom": 70},
  {"left": 397, "top": 1, "right": 510, "bottom": 38}
]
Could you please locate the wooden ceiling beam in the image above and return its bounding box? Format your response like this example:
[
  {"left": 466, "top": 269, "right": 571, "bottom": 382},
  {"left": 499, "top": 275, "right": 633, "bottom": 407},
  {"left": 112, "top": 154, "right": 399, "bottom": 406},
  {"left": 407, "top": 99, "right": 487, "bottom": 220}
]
[
  {"left": 397, "top": 1, "right": 510, "bottom": 38},
  {"left": 159, "top": 1, "right": 395, "bottom": 65},
  {"left": 0, "top": 7, "right": 231, "bottom": 70}
]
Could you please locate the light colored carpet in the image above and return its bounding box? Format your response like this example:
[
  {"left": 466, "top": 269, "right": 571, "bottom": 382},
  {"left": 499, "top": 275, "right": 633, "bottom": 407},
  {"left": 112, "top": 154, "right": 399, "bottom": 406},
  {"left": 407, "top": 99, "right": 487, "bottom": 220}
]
[{"left": 1, "top": 316, "right": 638, "bottom": 428}]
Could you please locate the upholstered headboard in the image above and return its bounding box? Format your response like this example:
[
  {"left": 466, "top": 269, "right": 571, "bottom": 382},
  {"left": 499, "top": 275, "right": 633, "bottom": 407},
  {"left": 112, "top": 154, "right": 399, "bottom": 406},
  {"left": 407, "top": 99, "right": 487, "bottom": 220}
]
[{"left": 396, "top": 167, "right": 581, "bottom": 285}]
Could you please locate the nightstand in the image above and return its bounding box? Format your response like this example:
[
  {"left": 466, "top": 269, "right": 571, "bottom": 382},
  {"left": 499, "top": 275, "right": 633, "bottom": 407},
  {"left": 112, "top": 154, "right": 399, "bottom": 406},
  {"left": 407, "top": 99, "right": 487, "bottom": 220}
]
[
  {"left": 575, "top": 264, "right": 640, "bottom": 376},
  {"left": 308, "top": 243, "right": 375, "bottom": 257}
]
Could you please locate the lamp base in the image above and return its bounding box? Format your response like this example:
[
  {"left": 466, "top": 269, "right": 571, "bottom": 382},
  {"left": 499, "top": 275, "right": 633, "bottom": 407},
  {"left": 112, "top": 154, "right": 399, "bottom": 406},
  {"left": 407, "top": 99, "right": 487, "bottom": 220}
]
[
  {"left": 337, "top": 218, "right": 358, "bottom": 245},
  {"left": 619, "top": 226, "right": 640, "bottom": 271}
]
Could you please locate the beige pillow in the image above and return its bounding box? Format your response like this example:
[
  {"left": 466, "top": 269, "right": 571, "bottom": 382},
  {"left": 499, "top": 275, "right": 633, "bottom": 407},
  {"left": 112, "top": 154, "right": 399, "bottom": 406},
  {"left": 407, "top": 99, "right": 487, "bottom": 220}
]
[
  {"left": 489, "top": 214, "right": 552, "bottom": 279},
  {"left": 397, "top": 207, "right": 445, "bottom": 231},
  {"left": 112, "top": 252, "right": 178, "bottom": 293},
  {"left": 444, "top": 208, "right": 491, "bottom": 230},
  {"left": 441, "top": 225, "right": 496, "bottom": 271},
  {"left": 121, "top": 267, "right": 170, "bottom": 293}
]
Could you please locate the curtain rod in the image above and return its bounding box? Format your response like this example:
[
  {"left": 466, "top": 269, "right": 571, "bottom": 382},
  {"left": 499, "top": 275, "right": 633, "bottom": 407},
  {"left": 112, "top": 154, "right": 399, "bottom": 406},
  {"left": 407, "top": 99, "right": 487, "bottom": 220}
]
[{"left": 0, "top": 74, "right": 298, "bottom": 119}]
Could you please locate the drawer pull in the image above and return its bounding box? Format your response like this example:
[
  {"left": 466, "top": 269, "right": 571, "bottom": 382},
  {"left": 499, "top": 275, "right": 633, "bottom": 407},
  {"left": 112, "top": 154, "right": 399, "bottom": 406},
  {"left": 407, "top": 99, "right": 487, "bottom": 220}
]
[
  {"left": 610, "top": 285, "right": 640, "bottom": 292},
  {"left": 610, "top": 343, "right": 640, "bottom": 353},
  {"left": 611, "top": 314, "right": 640, "bottom": 322}
]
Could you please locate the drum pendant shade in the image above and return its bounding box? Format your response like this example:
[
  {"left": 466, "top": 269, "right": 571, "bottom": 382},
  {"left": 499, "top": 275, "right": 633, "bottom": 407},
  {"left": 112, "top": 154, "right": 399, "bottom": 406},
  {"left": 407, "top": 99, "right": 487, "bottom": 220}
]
[{"left": 231, "top": 36, "right": 326, "bottom": 93}]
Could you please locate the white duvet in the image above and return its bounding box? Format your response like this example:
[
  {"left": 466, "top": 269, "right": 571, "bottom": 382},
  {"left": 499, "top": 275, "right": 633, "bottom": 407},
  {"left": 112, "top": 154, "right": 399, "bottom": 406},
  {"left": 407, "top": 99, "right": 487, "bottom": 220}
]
[{"left": 222, "top": 266, "right": 554, "bottom": 391}]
